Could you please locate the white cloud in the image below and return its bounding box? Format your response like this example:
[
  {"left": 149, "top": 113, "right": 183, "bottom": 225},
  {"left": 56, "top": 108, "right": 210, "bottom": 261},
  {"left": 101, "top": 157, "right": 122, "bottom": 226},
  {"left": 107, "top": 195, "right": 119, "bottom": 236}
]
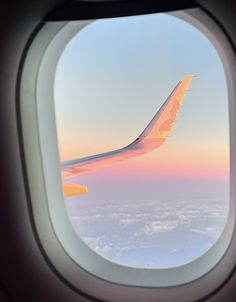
[
  {"left": 143, "top": 220, "right": 178, "bottom": 235},
  {"left": 118, "top": 217, "right": 143, "bottom": 227},
  {"left": 116, "top": 244, "right": 153, "bottom": 257},
  {"left": 94, "top": 244, "right": 112, "bottom": 254},
  {"left": 83, "top": 236, "right": 112, "bottom": 255},
  {"left": 191, "top": 226, "right": 223, "bottom": 239}
]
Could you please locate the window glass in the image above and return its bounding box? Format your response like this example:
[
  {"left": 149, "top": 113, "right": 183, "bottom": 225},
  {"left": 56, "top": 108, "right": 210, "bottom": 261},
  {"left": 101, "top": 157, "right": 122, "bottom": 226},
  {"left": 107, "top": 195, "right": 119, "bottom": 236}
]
[{"left": 54, "top": 13, "right": 229, "bottom": 268}]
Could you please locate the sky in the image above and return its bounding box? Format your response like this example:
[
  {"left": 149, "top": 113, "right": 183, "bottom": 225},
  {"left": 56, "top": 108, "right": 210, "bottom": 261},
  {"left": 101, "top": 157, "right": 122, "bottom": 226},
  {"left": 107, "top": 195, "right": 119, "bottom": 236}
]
[{"left": 54, "top": 13, "right": 229, "bottom": 268}]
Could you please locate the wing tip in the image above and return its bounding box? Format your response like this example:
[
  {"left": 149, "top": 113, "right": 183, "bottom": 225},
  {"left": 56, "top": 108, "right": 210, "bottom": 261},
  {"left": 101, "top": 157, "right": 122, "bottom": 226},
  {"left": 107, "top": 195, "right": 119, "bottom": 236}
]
[
  {"left": 180, "top": 74, "right": 194, "bottom": 88},
  {"left": 181, "top": 74, "right": 194, "bottom": 81},
  {"left": 63, "top": 182, "right": 88, "bottom": 198}
]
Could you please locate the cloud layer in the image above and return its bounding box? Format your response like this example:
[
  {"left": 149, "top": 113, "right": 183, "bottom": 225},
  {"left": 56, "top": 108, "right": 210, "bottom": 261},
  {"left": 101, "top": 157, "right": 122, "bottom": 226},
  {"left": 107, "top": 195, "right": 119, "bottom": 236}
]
[{"left": 66, "top": 198, "right": 228, "bottom": 268}]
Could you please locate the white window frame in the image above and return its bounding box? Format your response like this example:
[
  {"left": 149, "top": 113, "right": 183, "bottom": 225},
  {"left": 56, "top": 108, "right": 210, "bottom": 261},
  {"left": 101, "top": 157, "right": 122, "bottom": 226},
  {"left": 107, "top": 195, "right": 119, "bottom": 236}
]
[{"left": 20, "top": 8, "right": 236, "bottom": 302}]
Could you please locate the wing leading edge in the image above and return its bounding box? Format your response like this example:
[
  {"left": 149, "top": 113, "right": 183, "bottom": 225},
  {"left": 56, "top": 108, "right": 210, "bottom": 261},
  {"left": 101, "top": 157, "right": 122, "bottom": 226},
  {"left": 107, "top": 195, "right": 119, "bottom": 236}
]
[{"left": 61, "top": 75, "right": 193, "bottom": 197}]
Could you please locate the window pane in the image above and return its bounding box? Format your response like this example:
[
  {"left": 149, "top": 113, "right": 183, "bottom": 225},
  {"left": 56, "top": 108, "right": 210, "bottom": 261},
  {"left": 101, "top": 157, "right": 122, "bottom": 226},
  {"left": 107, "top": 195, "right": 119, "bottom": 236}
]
[{"left": 54, "top": 13, "right": 229, "bottom": 268}]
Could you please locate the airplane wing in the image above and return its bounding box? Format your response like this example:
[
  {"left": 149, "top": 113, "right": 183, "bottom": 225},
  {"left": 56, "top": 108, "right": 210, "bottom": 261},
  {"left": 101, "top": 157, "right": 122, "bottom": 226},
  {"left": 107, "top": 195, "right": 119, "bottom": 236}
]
[{"left": 61, "top": 75, "right": 193, "bottom": 197}]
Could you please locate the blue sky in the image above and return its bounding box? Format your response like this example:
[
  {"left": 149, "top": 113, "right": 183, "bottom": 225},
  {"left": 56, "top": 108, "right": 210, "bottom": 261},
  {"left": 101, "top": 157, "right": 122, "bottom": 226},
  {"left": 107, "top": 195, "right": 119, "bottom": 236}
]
[{"left": 55, "top": 13, "right": 228, "bottom": 161}]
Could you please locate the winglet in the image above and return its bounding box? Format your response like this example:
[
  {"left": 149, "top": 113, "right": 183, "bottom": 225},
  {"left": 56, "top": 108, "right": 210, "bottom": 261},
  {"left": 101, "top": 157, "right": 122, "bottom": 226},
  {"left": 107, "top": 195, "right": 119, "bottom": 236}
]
[{"left": 130, "top": 75, "right": 193, "bottom": 150}]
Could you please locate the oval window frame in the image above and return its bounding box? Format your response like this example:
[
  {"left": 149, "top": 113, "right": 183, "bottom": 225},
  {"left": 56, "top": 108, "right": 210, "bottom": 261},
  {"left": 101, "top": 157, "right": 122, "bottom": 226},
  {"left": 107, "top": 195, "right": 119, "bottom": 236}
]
[{"left": 20, "top": 7, "right": 236, "bottom": 302}]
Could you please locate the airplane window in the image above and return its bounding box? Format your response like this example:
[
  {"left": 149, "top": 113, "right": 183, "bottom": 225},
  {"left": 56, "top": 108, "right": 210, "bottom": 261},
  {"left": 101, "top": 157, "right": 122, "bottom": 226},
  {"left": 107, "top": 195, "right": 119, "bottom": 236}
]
[{"left": 54, "top": 13, "right": 229, "bottom": 269}]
